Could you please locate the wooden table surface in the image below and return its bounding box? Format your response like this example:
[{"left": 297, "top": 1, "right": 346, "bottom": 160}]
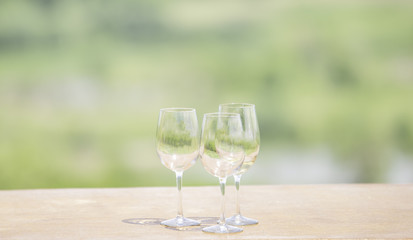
[{"left": 1, "top": 185, "right": 412, "bottom": 239}]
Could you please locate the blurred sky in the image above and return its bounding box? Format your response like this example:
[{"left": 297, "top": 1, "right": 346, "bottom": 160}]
[{"left": 0, "top": 0, "right": 413, "bottom": 189}]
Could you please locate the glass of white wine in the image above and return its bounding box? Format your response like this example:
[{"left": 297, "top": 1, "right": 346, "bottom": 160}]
[
  {"left": 219, "top": 103, "right": 260, "bottom": 226},
  {"left": 156, "top": 108, "right": 200, "bottom": 227},
  {"left": 200, "top": 113, "right": 245, "bottom": 234}
]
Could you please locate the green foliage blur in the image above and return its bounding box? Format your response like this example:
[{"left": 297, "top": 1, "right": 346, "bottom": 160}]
[{"left": 1, "top": 0, "right": 413, "bottom": 189}]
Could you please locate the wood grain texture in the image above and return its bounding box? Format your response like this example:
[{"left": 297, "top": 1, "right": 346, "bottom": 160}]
[{"left": 1, "top": 185, "right": 412, "bottom": 239}]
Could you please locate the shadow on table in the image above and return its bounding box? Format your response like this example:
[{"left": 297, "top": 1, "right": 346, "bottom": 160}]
[{"left": 122, "top": 217, "right": 218, "bottom": 231}]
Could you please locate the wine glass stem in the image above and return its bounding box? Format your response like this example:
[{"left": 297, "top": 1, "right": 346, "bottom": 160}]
[
  {"left": 176, "top": 171, "right": 184, "bottom": 218},
  {"left": 234, "top": 174, "right": 242, "bottom": 215},
  {"left": 219, "top": 177, "right": 227, "bottom": 225}
]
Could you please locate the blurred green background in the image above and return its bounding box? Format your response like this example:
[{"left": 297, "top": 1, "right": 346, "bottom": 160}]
[{"left": 1, "top": 0, "right": 413, "bottom": 189}]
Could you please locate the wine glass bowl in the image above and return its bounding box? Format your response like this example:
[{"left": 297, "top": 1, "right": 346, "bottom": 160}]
[
  {"left": 219, "top": 103, "right": 260, "bottom": 174},
  {"left": 156, "top": 108, "right": 200, "bottom": 227},
  {"left": 219, "top": 103, "right": 260, "bottom": 226},
  {"left": 200, "top": 113, "right": 245, "bottom": 234}
]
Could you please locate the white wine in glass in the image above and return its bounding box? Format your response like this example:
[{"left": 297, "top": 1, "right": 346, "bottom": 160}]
[
  {"left": 200, "top": 113, "right": 245, "bottom": 234},
  {"left": 156, "top": 108, "right": 200, "bottom": 227},
  {"left": 219, "top": 103, "right": 260, "bottom": 226}
]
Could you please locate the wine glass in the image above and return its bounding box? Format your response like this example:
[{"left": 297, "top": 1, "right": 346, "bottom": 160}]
[
  {"left": 219, "top": 103, "right": 260, "bottom": 226},
  {"left": 156, "top": 108, "right": 200, "bottom": 227},
  {"left": 200, "top": 113, "right": 245, "bottom": 233}
]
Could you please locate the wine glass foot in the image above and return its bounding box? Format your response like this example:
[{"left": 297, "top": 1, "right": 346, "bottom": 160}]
[
  {"left": 226, "top": 214, "right": 258, "bottom": 226},
  {"left": 202, "top": 224, "right": 243, "bottom": 234},
  {"left": 160, "top": 216, "right": 200, "bottom": 227}
]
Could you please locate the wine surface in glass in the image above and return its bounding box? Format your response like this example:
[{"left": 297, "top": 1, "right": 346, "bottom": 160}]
[
  {"left": 236, "top": 148, "right": 259, "bottom": 175},
  {"left": 200, "top": 152, "right": 244, "bottom": 178},
  {"left": 157, "top": 151, "right": 198, "bottom": 172}
]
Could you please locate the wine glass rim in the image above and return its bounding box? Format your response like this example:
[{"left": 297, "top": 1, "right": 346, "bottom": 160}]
[
  {"left": 203, "top": 112, "right": 241, "bottom": 118},
  {"left": 219, "top": 103, "right": 255, "bottom": 108},
  {"left": 160, "top": 107, "right": 196, "bottom": 112}
]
